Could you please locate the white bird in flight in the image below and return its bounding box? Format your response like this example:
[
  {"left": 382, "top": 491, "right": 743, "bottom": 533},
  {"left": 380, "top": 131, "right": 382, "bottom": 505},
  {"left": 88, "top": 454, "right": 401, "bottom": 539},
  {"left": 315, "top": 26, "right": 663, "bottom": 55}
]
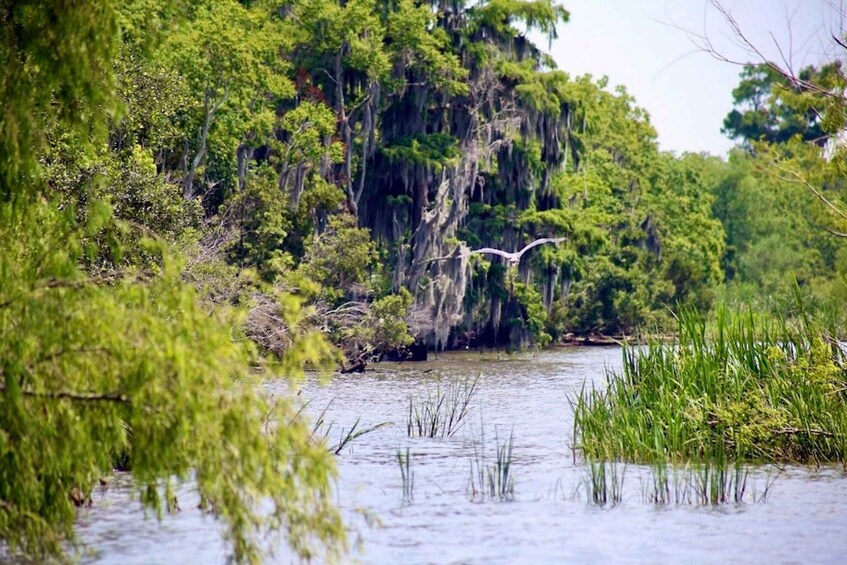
[{"left": 424, "top": 237, "right": 567, "bottom": 266}]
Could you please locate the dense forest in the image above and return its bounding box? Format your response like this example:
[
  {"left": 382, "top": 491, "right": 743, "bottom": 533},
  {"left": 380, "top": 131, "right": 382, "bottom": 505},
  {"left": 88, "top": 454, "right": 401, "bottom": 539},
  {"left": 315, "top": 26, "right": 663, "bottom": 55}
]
[
  {"left": 13, "top": 0, "right": 845, "bottom": 358},
  {"left": 1, "top": 0, "right": 845, "bottom": 561}
]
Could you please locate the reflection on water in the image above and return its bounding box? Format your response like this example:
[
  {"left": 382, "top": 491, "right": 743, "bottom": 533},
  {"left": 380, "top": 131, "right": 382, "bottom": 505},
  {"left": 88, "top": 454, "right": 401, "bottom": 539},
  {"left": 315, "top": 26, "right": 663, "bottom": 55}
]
[{"left": 76, "top": 347, "right": 847, "bottom": 563}]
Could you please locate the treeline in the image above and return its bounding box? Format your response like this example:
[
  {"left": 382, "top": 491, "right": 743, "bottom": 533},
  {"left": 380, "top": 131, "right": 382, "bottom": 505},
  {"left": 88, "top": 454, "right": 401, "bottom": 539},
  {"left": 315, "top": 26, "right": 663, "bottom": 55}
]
[
  {"left": 6, "top": 3, "right": 844, "bottom": 363},
  {"left": 68, "top": 1, "right": 844, "bottom": 355},
  {"left": 38, "top": 0, "right": 739, "bottom": 358}
]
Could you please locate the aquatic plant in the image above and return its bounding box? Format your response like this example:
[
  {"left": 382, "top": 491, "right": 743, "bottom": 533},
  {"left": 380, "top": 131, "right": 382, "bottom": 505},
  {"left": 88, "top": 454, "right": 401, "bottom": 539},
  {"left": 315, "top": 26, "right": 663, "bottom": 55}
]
[
  {"left": 579, "top": 457, "right": 775, "bottom": 507},
  {"left": 396, "top": 447, "right": 414, "bottom": 503},
  {"left": 469, "top": 428, "right": 515, "bottom": 502},
  {"left": 407, "top": 374, "right": 480, "bottom": 438},
  {"left": 308, "top": 400, "right": 391, "bottom": 454},
  {"left": 641, "top": 458, "right": 776, "bottom": 506},
  {"left": 583, "top": 460, "right": 626, "bottom": 506},
  {"left": 574, "top": 305, "right": 847, "bottom": 464}
]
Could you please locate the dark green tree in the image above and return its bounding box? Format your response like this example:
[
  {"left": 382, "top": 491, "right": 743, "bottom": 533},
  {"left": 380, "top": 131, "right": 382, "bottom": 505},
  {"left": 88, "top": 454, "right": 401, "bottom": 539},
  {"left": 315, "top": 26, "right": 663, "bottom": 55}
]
[{"left": 722, "top": 62, "right": 843, "bottom": 147}]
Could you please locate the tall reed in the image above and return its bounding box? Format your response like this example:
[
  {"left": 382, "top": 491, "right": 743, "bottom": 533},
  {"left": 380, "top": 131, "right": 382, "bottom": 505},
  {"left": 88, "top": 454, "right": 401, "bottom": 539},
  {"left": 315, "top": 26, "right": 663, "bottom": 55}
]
[
  {"left": 396, "top": 447, "right": 414, "bottom": 502},
  {"left": 307, "top": 400, "right": 391, "bottom": 454},
  {"left": 469, "top": 428, "right": 516, "bottom": 501},
  {"left": 641, "top": 458, "right": 775, "bottom": 506},
  {"left": 583, "top": 460, "right": 625, "bottom": 506},
  {"left": 574, "top": 305, "right": 847, "bottom": 464},
  {"left": 408, "top": 374, "right": 480, "bottom": 438}
]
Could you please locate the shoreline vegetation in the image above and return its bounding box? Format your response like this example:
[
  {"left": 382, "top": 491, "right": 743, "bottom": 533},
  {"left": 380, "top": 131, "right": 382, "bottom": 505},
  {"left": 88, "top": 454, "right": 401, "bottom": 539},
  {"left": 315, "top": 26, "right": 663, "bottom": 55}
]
[{"left": 574, "top": 302, "right": 847, "bottom": 467}]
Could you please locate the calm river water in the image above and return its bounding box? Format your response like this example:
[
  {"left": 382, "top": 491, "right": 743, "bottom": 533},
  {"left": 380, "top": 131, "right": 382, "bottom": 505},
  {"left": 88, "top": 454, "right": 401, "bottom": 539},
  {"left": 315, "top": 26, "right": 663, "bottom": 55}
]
[{"left": 76, "top": 347, "right": 847, "bottom": 563}]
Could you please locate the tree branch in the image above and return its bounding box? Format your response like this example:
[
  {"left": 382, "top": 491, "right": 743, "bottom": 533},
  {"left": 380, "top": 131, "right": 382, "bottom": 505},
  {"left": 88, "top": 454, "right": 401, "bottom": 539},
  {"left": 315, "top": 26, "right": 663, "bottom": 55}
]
[
  {"left": 692, "top": 1, "right": 846, "bottom": 102},
  {"left": 768, "top": 161, "right": 847, "bottom": 224},
  {"left": 0, "top": 383, "right": 130, "bottom": 404},
  {"left": 774, "top": 427, "right": 835, "bottom": 437}
]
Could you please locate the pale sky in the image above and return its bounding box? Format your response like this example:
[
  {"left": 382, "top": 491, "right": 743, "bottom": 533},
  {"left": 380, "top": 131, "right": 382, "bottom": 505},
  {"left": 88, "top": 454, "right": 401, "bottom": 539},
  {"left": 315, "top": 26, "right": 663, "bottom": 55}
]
[{"left": 540, "top": 0, "right": 842, "bottom": 156}]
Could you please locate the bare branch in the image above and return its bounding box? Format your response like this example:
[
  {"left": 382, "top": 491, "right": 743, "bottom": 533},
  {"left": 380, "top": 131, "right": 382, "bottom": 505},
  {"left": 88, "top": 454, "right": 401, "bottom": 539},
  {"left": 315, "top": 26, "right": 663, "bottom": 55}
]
[
  {"left": 768, "top": 161, "right": 847, "bottom": 223},
  {"left": 824, "top": 227, "right": 847, "bottom": 237},
  {"left": 693, "top": 0, "right": 846, "bottom": 102}
]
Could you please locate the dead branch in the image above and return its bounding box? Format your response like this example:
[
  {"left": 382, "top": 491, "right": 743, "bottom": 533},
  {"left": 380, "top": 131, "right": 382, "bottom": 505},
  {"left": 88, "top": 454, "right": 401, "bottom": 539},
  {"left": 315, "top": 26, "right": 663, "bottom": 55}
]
[{"left": 690, "top": 0, "right": 846, "bottom": 103}]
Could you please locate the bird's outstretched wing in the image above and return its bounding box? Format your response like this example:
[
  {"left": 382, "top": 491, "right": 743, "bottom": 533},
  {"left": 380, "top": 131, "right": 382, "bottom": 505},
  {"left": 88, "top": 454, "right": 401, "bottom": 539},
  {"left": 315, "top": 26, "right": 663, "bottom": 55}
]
[
  {"left": 416, "top": 238, "right": 566, "bottom": 266},
  {"left": 468, "top": 247, "right": 515, "bottom": 260},
  {"left": 515, "top": 237, "right": 567, "bottom": 258}
]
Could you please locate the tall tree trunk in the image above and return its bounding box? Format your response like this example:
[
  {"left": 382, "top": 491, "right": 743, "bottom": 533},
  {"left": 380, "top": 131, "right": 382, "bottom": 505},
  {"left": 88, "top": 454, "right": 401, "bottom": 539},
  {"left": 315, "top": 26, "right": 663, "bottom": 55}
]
[{"left": 184, "top": 83, "right": 228, "bottom": 199}]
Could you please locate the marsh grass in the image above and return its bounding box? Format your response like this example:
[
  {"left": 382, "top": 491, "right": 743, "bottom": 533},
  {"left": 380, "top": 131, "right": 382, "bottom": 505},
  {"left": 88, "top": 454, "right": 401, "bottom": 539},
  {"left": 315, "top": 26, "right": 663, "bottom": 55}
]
[
  {"left": 396, "top": 447, "right": 414, "bottom": 502},
  {"left": 641, "top": 458, "right": 776, "bottom": 506},
  {"left": 574, "top": 305, "right": 847, "bottom": 464},
  {"left": 583, "top": 460, "right": 625, "bottom": 506},
  {"left": 308, "top": 400, "right": 391, "bottom": 454},
  {"left": 468, "top": 428, "right": 515, "bottom": 501},
  {"left": 581, "top": 457, "right": 775, "bottom": 507},
  {"left": 407, "top": 374, "right": 480, "bottom": 438}
]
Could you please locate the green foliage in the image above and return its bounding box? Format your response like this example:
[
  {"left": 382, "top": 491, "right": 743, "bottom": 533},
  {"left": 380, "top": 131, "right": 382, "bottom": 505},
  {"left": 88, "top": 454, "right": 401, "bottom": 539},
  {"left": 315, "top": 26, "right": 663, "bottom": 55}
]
[
  {"left": 711, "top": 146, "right": 846, "bottom": 313},
  {"left": 299, "top": 214, "right": 376, "bottom": 301},
  {"left": 368, "top": 289, "right": 416, "bottom": 351},
  {"left": 0, "top": 202, "right": 344, "bottom": 562},
  {"left": 469, "top": 0, "right": 569, "bottom": 45},
  {"left": 722, "top": 62, "right": 845, "bottom": 147},
  {"left": 228, "top": 164, "right": 295, "bottom": 275},
  {"left": 111, "top": 49, "right": 193, "bottom": 153},
  {"left": 341, "top": 288, "right": 415, "bottom": 360},
  {"left": 293, "top": 0, "right": 391, "bottom": 80},
  {"left": 385, "top": 0, "right": 468, "bottom": 94},
  {"left": 1, "top": 1, "right": 348, "bottom": 561},
  {"left": 382, "top": 134, "right": 461, "bottom": 171},
  {"left": 279, "top": 102, "right": 342, "bottom": 168},
  {"left": 648, "top": 153, "right": 725, "bottom": 311},
  {"left": 511, "top": 281, "right": 551, "bottom": 346},
  {"left": 543, "top": 77, "right": 724, "bottom": 335},
  {"left": 0, "top": 0, "right": 120, "bottom": 201}
]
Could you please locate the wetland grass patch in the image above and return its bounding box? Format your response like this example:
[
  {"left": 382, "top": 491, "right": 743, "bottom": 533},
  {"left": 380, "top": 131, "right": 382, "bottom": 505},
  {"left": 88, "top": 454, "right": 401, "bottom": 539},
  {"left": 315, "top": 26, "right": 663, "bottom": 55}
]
[
  {"left": 640, "top": 458, "right": 775, "bottom": 506},
  {"left": 468, "top": 428, "right": 516, "bottom": 502},
  {"left": 574, "top": 308, "right": 847, "bottom": 465},
  {"left": 581, "top": 458, "right": 775, "bottom": 507},
  {"left": 583, "top": 460, "right": 625, "bottom": 506},
  {"left": 407, "top": 374, "right": 480, "bottom": 438}
]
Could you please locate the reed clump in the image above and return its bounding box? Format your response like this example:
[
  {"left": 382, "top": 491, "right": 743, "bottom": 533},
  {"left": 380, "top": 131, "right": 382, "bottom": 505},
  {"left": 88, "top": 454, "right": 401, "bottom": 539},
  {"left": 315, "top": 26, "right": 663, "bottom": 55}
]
[
  {"left": 308, "top": 400, "right": 391, "bottom": 454},
  {"left": 574, "top": 306, "right": 847, "bottom": 464},
  {"left": 642, "top": 458, "right": 775, "bottom": 506},
  {"left": 469, "top": 428, "right": 516, "bottom": 501},
  {"left": 407, "top": 374, "right": 480, "bottom": 438},
  {"left": 583, "top": 460, "right": 625, "bottom": 506},
  {"left": 581, "top": 457, "right": 774, "bottom": 507}
]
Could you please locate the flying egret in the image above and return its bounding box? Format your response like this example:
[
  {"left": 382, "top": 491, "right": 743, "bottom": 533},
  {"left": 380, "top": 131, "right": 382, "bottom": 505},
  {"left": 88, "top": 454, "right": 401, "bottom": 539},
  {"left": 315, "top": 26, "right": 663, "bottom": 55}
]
[
  {"left": 420, "top": 237, "right": 567, "bottom": 266},
  {"left": 468, "top": 237, "right": 567, "bottom": 265}
]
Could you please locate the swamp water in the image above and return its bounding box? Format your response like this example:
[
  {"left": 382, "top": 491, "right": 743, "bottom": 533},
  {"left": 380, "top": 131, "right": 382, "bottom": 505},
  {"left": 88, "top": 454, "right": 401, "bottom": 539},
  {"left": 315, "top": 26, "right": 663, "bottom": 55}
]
[{"left": 76, "top": 347, "right": 847, "bottom": 563}]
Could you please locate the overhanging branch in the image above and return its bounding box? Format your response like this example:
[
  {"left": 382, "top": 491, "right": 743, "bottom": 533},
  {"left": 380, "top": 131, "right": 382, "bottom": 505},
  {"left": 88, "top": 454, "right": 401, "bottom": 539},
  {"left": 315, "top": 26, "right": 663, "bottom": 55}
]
[{"left": 0, "top": 383, "right": 130, "bottom": 404}]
